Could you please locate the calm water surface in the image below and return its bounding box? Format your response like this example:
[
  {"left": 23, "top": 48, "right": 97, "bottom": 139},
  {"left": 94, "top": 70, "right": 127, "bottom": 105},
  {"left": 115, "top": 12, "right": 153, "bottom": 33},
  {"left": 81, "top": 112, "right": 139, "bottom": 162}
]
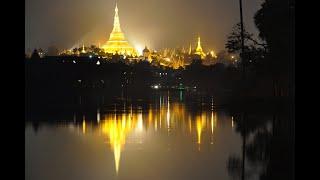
[{"left": 26, "top": 93, "right": 265, "bottom": 180}]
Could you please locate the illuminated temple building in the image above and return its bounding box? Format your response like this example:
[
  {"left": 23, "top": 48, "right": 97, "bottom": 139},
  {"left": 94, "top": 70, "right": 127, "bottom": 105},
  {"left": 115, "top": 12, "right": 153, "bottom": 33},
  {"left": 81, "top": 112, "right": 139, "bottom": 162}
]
[
  {"left": 194, "top": 36, "right": 206, "bottom": 59},
  {"left": 102, "top": 3, "right": 137, "bottom": 56}
]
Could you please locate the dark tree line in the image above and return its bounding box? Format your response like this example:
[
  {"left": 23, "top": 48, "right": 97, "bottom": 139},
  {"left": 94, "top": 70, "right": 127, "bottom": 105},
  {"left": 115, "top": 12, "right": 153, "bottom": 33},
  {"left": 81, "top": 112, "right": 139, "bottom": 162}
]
[
  {"left": 225, "top": 1, "right": 294, "bottom": 180},
  {"left": 224, "top": 0, "right": 294, "bottom": 103}
]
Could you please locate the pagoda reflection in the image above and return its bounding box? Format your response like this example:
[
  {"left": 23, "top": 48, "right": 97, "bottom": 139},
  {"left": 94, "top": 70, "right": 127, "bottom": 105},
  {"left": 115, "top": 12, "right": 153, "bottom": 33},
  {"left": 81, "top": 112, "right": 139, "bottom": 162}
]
[{"left": 77, "top": 99, "right": 227, "bottom": 174}]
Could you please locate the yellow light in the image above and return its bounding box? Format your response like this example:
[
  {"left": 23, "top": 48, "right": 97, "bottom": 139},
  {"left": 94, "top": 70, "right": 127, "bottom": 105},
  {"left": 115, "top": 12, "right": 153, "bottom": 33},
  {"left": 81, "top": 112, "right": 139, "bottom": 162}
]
[
  {"left": 188, "top": 116, "right": 192, "bottom": 134},
  {"left": 101, "top": 3, "right": 137, "bottom": 56},
  {"left": 195, "top": 112, "right": 207, "bottom": 151},
  {"left": 155, "top": 119, "right": 158, "bottom": 131},
  {"left": 100, "top": 113, "right": 138, "bottom": 174},
  {"left": 97, "top": 109, "right": 100, "bottom": 123},
  {"left": 231, "top": 116, "right": 234, "bottom": 128},
  {"left": 137, "top": 113, "right": 143, "bottom": 131},
  {"left": 82, "top": 119, "right": 86, "bottom": 134},
  {"left": 210, "top": 51, "right": 217, "bottom": 58},
  {"left": 166, "top": 98, "right": 170, "bottom": 130},
  {"left": 195, "top": 36, "right": 206, "bottom": 58},
  {"left": 196, "top": 116, "right": 204, "bottom": 148},
  {"left": 134, "top": 44, "right": 143, "bottom": 56},
  {"left": 211, "top": 111, "right": 215, "bottom": 134},
  {"left": 211, "top": 111, "right": 217, "bottom": 134},
  {"left": 164, "top": 57, "right": 171, "bottom": 62}
]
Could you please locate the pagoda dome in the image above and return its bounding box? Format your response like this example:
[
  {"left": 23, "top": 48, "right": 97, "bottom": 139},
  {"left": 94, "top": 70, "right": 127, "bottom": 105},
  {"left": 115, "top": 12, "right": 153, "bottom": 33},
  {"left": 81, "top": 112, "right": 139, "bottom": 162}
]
[{"left": 143, "top": 46, "right": 150, "bottom": 53}]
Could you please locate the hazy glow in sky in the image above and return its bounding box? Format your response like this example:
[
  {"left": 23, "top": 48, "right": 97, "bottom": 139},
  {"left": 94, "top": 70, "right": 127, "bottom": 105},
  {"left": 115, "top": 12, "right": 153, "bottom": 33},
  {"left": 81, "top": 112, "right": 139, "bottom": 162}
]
[{"left": 25, "top": 0, "right": 262, "bottom": 52}]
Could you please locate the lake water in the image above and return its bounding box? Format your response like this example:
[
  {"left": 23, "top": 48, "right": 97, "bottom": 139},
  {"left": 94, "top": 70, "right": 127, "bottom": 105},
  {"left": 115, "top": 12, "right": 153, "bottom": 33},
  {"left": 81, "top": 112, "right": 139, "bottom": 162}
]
[{"left": 26, "top": 92, "right": 279, "bottom": 180}]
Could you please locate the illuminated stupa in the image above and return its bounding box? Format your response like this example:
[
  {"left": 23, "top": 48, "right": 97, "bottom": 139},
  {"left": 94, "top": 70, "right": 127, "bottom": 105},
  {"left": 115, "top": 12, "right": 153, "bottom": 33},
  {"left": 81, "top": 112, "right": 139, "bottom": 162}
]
[
  {"left": 102, "top": 3, "right": 137, "bottom": 56},
  {"left": 195, "top": 36, "right": 206, "bottom": 58},
  {"left": 81, "top": 44, "right": 86, "bottom": 54}
]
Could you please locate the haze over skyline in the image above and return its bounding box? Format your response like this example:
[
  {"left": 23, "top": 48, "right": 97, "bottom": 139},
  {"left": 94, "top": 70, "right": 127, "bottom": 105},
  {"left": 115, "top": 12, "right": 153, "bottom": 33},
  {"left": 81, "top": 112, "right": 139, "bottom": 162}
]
[{"left": 25, "top": 0, "right": 262, "bottom": 52}]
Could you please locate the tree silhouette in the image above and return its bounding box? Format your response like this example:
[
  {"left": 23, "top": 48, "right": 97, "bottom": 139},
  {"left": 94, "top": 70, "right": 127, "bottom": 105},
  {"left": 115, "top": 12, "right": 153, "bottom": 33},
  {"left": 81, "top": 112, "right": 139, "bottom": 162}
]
[
  {"left": 30, "top": 49, "right": 40, "bottom": 60},
  {"left": 225, "top": 23, "right": 253, "bottom": 54},
  {"left": 254, "top": 0, "right": 294, "bottom": 97}
]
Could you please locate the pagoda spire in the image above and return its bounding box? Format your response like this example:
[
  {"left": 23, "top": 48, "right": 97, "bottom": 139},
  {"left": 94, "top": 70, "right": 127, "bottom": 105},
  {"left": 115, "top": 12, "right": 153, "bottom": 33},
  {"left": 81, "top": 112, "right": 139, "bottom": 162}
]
[
  {"left": 112, "top": 1, "right": 122, "bottom": 33},
  {"left": 196, "top": 36, "right": 203, "bottom": 52},
  {"left": 195, "top": 36, "right": 205, "bottom": 58},
  {"left": 81, "top": 43, "right": 86, "bottom": 53},
  {"left": 102, "top": 1, "right": 136, "bottom": 56}
]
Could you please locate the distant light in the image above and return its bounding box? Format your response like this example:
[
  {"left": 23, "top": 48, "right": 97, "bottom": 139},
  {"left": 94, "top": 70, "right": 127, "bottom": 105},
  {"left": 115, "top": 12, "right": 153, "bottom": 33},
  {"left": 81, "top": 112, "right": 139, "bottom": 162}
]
[
  {"left": 135, "top": 44, "right": 143, "bottom": 56},
  {"left": 97, "top": 109, "right": 100, "bottom": 123},
  {"left": 78, "top": 80, "right": 81, "bottom": 83},
  {"left": 96, "top": 61, "right": 100, "bottom": 65},
  {"left": 151, "top": 85, "right": 159, "bottom": 89},
  {"left": 210, "top": 51, "right": 217, "bottom": 58},
  {"left": 89, "top": 55, "right": 92, "bottom": 58},
  {"left": 137, "top": 114, "right": 143, "bottom": 131},
  {"left": 73, "top": 60, "right": 76, "bottom": 64},
  {"left": 231, "top": 116, "right": 234, "bottom": 128},
  {"left": 231, "top": 55, "right": 235, "bottom": 59}
]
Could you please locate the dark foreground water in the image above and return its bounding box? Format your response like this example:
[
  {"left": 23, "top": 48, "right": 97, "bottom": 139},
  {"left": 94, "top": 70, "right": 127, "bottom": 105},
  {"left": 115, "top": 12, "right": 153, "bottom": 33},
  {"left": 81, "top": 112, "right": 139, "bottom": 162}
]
[{"left": 25, "top": 91, "right": 293, "bottom": 180}]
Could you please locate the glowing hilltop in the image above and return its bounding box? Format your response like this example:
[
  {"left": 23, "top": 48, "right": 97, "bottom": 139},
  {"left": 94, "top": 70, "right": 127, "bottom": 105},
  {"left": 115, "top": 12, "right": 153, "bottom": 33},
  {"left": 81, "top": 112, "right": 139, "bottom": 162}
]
[{"left": 52, "top": 3, "right": 228, "bottom": 67}]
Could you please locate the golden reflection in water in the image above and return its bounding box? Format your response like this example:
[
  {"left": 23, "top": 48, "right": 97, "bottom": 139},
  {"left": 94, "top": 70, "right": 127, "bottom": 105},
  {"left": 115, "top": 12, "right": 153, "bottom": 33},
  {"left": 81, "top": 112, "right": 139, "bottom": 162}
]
[
  {"left": 189, "top": 116, "right": 192, "bottom": 134},
  {"left": 148, "top": 107, "right": 153, "bottom": 125},
  {"left": 159, "top": 114, "right": 162, "bottom": 129},
  {"left": 211, "top": 111, "right": 217, "bottom": 134},
  {"left": 100, "top": 113, "right": 140, "bottom": 174},
  {"left": 231, "top": 116, "right": 234, "bottom": 128},
  {"left": 167, "top": 98, "right": 170, "bottom": 131},
  {"left": 82, "top": 116, "right": 86, "bottom": 134},
  {"left": 137, "top": 113, "right": 143, "bottom": 132},
  {"left": 210, "top": 111, "right": 217, "bottom": 144},
  {"left": 81, "top": 101, "right": 222, "bottom": 174},
  {"left": 159, "top": 96, "right": 162, "bottom": 129},
  {"left": 196, "top": 113, "right": 205, "bottom": 148},
  {"left": 97, "top": 109, "right": 100, "bottom": 124}
]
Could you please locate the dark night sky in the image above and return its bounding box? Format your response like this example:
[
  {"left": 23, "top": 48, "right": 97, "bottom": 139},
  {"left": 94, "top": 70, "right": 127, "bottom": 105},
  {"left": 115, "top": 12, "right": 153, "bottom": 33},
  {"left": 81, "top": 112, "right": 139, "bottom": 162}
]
[{"left": 25, "top": 0, "right": 262, "bottom": 52}]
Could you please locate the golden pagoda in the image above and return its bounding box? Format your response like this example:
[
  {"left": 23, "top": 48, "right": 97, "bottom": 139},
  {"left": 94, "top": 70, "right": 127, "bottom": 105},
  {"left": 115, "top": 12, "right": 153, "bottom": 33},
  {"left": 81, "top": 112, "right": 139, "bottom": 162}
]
[
  {"left": 81, "top": 44, "right": 86, "bottom": 53},
  {"left": 102, "top": 3, "right": 137, "bottom": 56},
  {"left": 195, "top": 36, "right": 205, "bottom": 58}
]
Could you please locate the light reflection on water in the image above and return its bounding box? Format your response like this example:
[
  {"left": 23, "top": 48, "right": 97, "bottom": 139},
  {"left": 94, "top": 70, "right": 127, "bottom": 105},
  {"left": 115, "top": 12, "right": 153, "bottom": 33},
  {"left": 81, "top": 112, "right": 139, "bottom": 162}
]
[{"left": 26, "top": 95, "right": 242, "bottom": 180}]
